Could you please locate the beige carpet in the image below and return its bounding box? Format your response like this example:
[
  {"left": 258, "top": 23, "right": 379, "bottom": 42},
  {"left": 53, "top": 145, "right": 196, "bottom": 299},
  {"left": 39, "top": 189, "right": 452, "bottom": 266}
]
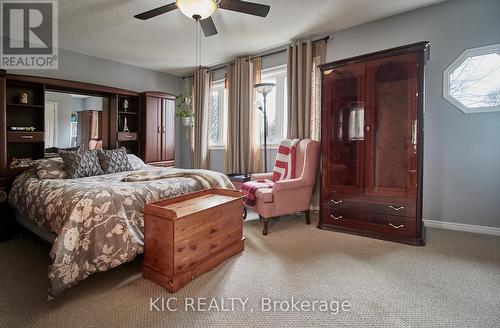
[{"left": 0, "top": 212, "right": 499, "bottom": 328}]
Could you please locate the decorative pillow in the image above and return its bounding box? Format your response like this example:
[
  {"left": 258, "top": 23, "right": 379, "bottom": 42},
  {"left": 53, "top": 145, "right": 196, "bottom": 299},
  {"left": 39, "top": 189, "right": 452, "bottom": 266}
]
[
  {"left": 36, "top": 157, "right": 68, "bottom": 179},
  {"left": 127, "top": 154, "right": 147, "bottom": 171},
  {"left": 59, "top": 149, "right": 104, "bottom": 178},
  {"left": 98, "top": 147, "right": 133, "bottom": 174}
]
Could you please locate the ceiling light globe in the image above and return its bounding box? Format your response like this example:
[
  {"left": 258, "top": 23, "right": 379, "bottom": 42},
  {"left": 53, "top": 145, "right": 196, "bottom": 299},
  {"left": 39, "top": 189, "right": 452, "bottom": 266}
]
[
  {"left": 254, "top": 82, "right": 276, "bottom": 95},
  {"left": 176, "top": 0, "right": 218, "bottom": 20}
]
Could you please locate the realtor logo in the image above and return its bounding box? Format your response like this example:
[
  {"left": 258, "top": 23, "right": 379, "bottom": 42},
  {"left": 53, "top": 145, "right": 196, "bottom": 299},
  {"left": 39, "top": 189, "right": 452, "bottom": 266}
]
[{"left": 1, "top": 0, "right": 58, "bottom": 69}]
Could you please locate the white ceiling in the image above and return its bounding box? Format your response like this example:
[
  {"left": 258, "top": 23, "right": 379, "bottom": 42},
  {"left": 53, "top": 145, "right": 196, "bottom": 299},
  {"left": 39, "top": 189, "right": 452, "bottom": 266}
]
[{"left": 58, "top": 0, "right": 444, "bottom": 76}]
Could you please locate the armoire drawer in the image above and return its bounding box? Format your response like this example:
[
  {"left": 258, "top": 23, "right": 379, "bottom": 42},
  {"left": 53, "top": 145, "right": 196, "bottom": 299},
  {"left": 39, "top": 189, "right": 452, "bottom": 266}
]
[
  {"left": 323, "top": 208, "right": 416, "bottom": 238},
  {"left": 328, "top": 196, "right": 416, "bottom": 217}
]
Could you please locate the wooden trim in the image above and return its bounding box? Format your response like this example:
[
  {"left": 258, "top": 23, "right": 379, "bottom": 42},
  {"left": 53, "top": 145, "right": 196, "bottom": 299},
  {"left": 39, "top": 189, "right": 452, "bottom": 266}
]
[
  {"left": 142, "top": 91, "right": 176, "bottom": 99},
  {"left": 319, "top": 41, "right": 430, "bottom": 71},
  {"left": 5, "top": 74, "right": 139, "bottom": 96},
  {"left": 415, "top": 48, "right": 426, "bottom": 239},
  {"left": 0, "top": 74, "right": 6, "bottom": 173},
  {"left": 108, "top": 94, "right": 118, "bottom": 148},
  {"left": 423, "top": 220, "right": 500, "bottom": 236},
  {"left": 318, "top": 222, "right": 425, "bottom": 246}
]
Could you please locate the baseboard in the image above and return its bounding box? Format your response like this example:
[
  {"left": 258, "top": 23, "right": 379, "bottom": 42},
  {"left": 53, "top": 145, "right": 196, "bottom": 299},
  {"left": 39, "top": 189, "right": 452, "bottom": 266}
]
[{"left": 424, "top": 219, "right": 500, "bottom": 236}]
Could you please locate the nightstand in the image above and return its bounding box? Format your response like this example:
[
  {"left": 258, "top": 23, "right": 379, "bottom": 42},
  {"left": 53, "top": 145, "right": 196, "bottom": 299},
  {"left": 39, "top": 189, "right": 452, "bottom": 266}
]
[
  {"left": 227, "top": 174, "right": 250, "bottom": 191},
  {"left": 227, "top": 174, "right": 251, "bottom": 220}
]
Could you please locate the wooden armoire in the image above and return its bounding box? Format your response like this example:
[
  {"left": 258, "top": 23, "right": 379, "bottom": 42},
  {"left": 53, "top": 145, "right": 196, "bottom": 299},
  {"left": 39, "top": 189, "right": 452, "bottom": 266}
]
[
  {"left": 140, "top": 92, "right": 175, "bottom": 167},
  {"left": 318, "top": 42, "right": 429, "bottom": 245}
]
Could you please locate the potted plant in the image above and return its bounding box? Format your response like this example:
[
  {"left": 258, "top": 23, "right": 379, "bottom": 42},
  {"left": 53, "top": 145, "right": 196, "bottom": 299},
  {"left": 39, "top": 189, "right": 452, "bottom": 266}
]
[{"left": 175, "top": 95, "right": 194, "bottom": 127}]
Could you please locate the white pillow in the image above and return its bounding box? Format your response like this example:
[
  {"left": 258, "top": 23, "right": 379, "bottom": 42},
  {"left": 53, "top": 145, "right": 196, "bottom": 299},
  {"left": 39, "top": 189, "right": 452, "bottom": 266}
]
[{"left": 127, "top": 154, "right": 147, "bottom": 170}]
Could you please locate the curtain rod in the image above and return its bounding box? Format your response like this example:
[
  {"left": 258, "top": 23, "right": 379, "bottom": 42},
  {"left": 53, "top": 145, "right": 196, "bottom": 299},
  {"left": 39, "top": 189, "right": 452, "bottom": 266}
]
[{"left": 182, "top": 35, "right": 330, "bottom": 79}]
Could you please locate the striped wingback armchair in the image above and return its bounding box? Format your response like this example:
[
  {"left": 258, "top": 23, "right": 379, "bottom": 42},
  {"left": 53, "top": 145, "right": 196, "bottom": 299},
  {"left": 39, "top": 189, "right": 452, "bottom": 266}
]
[{"left": 247, "top": 138, "right": 320, "bottom": 235}]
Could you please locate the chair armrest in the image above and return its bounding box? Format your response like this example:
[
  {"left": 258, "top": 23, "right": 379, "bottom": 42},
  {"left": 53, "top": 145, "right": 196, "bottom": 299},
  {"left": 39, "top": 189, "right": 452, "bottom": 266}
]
[
  {"left": 251, "top": 172, "right": 273, "bottom": 181},
  {"left": 273, "top": 178, "right": 306, "bottom": 192}
]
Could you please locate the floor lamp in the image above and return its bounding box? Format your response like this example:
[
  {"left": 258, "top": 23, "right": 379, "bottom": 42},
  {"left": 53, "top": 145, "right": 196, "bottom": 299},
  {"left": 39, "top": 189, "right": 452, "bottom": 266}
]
[{"left": 254, "top": 82, "right": 276, "bottom": 172}]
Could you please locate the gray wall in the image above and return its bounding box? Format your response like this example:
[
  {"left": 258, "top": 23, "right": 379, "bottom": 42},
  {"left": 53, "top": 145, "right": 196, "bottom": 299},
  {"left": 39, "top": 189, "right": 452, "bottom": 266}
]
[
  {"left": 325, "top": 0, "right": 500, "bottom": 228},
  {"left": 7, "top": 47, "right": 181, "bottom": 95}
]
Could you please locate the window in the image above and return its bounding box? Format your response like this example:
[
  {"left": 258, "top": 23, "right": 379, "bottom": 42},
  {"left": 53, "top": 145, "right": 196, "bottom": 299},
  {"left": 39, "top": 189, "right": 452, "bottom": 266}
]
[
  {"left": 259, "top": 65, "right": 287, "bottom": 146},
  {"left": 444, "top": 43, "right": 500, "bottom": 113},
  {"left": 209, "top": 80, "right": 227, "bottom": 147}
]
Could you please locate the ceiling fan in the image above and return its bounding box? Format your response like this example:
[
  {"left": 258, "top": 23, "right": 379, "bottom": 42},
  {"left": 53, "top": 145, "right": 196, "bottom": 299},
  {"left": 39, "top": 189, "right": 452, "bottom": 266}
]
[{"left": 134, "top": 0, "right": 271, "bottom": 37}]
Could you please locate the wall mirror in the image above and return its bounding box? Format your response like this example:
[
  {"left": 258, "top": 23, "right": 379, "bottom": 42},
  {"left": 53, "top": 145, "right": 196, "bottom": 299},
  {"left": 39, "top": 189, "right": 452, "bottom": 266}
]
[{"left": 44, "top": 91, "right": 104, "bottom": 156}]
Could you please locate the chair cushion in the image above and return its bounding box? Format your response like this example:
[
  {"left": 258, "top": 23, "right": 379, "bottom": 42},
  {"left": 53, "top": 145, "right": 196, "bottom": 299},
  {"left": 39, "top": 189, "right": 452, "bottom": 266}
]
[{"left": 255, "top": 188, "right": 274, "bottom": 203}]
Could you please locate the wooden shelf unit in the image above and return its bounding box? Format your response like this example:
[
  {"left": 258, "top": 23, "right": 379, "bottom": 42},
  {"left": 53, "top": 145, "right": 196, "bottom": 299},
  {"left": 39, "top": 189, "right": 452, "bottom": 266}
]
[
  {"left": 111, "top": 94, "right": 141, "bottom": 156},
  {"left": 0, "top": 72, "right": 157, "bottom": 173},
  {"left": 3, "top": 77, "right": 45, "bottom": 167}
]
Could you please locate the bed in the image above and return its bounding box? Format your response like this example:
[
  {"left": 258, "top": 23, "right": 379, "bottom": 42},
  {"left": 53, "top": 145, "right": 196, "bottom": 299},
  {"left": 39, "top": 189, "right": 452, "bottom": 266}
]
[{"left": 8, "top": 156, "right": 233, "bottom": 298}]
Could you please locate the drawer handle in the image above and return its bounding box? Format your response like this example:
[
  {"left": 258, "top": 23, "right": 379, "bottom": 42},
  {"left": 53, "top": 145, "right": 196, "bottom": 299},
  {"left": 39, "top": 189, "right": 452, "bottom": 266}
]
[
  {"left": 330, "top": 199, "right": 343, "bottom": 204},
  {"left": 20, "top": 135, "right": 34, "bottom": 139},
  {"left": 389, "top": 223, "right": 405, "bottom": 229},
  {"left": 330, "top": 214, "right": 343, "bottom": 220},
  {"left": 388, "top": 205, "right": 405, "bottom": 211},
  {"left": 125, "top": 135, "right": 133, "bottom": 138}
]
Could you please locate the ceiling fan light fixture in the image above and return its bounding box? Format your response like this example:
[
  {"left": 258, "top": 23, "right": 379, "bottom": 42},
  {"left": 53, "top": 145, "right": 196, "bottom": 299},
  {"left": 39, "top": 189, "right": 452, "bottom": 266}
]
[{"left": 176, "top": 0, "right": 218, "bottom": 20}]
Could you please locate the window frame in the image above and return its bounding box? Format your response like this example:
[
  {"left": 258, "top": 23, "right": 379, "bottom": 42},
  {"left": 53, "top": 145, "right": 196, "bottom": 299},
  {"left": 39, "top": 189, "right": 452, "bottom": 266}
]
[
  {"left": 208, "top": 79, "right": 227, "bottom": 149},
  {"left": 443, "top": 43, "right": 500, "bottom": 113},
  {"left": 260, "top": 64, "right": 287, "bottom": 147}
]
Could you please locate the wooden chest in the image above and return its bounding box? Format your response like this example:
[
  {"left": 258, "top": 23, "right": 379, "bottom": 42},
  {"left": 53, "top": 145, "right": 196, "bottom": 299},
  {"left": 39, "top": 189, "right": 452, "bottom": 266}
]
[{"left": 142, "top": 188, "right": 245, "bottom": 292}]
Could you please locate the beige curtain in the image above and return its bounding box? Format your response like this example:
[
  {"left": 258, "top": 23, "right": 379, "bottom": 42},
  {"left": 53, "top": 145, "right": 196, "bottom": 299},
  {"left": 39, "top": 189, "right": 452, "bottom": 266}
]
[
  {"left": 310, "top": 40, "right": 326, "bottom": 141},
  {"left": 225, "top": 57, "right": 253, "bottom": 174},
  {"left": 286, "top": 38, "right": 327, "bottom": 140},
  {"left": 191, "top": 68, "right": 211, "bottom": 169},
  {"left": 249, "top": 57, "right": 262, "bottom": 172},
  {"left": 287, "top": 38, "right": 326, "bottom": 211}
]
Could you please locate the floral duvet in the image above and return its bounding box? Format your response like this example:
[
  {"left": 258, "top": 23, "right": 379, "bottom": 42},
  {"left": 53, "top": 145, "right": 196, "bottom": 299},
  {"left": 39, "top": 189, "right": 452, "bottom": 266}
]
[{"left": 9, "top": 166, "right": 233, "bottom": 298}]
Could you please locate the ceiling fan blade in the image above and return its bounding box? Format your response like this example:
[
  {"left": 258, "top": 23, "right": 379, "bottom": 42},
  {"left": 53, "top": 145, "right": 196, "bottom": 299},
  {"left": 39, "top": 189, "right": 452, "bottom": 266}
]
[
  {"left": 134, "top": 3, "right": 177, "bottom": 20},
  {"left": 199, "top": 17, "right": 218, "bottom": 37},
  {"left": 219, "top": 0, "right": 270, "bottom": 17}
]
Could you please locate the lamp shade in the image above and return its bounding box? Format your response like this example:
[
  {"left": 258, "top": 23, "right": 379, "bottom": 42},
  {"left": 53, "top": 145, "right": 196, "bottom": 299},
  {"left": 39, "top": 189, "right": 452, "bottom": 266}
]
[
  {"left": 254, "top": 82, "right": 276, "bottom": 95},
  {"left": 176, "top": 0, "right": 218, "bottom": 20}
]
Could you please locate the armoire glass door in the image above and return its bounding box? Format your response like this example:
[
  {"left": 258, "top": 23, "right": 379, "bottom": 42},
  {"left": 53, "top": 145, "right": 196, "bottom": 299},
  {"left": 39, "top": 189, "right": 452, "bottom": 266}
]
[
  {"left": 365, "top": 53, "right": 418, "bottom": 198},
  {"left": 323, "top": 62, "right": 365, "bottom": 194}
]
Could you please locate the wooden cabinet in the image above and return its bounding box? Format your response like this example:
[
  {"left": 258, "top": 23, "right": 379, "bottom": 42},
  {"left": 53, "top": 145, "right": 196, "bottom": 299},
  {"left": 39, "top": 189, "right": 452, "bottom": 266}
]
[
  {"left": 319, "top": 42, "right": 429, "bottom": 245},
  {"left": 1, "top": 72, "right": 46, "bottom": 170},
  {"left": 140, "top": 92, "right": 175, "bottom": 167}
]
